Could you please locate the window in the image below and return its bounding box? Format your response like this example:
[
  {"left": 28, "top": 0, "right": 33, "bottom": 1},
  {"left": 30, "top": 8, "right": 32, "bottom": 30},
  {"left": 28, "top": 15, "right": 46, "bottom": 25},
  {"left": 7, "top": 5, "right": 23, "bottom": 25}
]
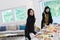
[
  {"left": 44, "top": 1, "right": 60, "bottom": 17},
  {"left": 14, "top": 7, "right": 26, "bottom": 21},
  {"left": 2, "top": 10, "right": 14, "bottom": 23},
  {"left": 40, "top": 0, "right": 60, "bottom": 23}
]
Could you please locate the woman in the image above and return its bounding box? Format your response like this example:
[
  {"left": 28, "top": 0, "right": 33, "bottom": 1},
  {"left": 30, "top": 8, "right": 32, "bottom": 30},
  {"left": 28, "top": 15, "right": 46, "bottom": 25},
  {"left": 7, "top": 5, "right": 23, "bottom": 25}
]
[
  {"left": 25, "top": 8, "right": 36, "bottom": 40},
  {"left": 41, "top": 6, "right": 53, "bottom": 29}
]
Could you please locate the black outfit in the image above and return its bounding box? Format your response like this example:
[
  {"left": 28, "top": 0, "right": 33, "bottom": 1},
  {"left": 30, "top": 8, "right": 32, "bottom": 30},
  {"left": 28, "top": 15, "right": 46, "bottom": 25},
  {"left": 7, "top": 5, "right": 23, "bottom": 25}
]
[
  {"left": 25, "top": 15, "right": 36, "bottom": 40},
  {"left": 41, "top": 12, "right": 53, "bottom": 29}
]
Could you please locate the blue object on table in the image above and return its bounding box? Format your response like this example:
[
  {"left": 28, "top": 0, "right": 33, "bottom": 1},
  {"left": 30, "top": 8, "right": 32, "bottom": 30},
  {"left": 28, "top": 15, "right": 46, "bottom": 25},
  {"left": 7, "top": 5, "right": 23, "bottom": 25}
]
[
  {"left": 19, "top": 25, "right": 26, "bottom": 30},
  {"left": 54, "top": 23, "right": 58, "bottom": 25},
  {"left": 0, "top": 26, "right": 6, "bottom": 31}
]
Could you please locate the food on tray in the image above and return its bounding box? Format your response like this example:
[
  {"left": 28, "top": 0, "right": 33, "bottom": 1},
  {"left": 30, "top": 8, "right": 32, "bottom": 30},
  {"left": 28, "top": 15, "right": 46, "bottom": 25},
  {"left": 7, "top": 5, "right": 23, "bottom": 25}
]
[{"left": 44, "top": 38, "right": 51, "bottom": 40}]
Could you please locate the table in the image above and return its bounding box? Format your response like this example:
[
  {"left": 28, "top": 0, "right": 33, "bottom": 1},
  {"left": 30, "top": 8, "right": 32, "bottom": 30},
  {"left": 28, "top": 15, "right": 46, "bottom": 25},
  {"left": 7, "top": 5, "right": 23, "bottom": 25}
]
[{"left": 36, "top": 28, "right": 59, "bottom": 40}]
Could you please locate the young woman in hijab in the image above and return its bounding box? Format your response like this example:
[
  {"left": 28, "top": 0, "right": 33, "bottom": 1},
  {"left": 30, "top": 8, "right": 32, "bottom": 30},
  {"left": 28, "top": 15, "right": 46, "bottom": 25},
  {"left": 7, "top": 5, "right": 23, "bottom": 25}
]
[
  {"left": 25, "top": 8, "right": 36, "bottom": 40},
  {"left": 41, "top": 6, "right": 53, "bottom": 29}
]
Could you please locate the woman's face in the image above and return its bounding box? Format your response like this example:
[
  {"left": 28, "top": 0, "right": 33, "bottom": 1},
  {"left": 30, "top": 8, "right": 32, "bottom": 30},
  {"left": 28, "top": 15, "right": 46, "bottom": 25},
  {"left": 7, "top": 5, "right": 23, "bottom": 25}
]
[
  {"left": 30, "top": 10, "right": 34, "bottom": 16},
  {"left": 46, "top": 8, "right": 49, "bottom": 13}
]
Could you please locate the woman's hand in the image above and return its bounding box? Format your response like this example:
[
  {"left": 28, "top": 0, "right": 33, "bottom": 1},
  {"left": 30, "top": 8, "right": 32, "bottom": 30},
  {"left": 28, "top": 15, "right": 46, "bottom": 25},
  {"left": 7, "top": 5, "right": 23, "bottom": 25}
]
[
  {"left": 34, "top": 33, "right": 39, "bottom": 38},
  {"left": 43, "top": 25, "right": 48, "bottom": 29}
]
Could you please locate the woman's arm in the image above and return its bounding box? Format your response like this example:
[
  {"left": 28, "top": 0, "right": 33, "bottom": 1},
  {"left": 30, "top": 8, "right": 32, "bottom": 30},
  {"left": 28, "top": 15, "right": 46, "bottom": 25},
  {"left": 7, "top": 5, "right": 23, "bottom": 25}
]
[
  {"left": 41, "top": 13, "right": 45, "bottom": 29},
  {"left": 49, "top": 13, "right": 53, "bottom": 24}
]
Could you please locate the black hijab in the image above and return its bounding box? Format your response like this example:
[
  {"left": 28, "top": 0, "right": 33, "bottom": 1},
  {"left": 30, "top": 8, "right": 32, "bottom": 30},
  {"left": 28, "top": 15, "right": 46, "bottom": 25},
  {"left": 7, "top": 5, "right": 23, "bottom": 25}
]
[
  {"left": 41, "top": 6, "right": 53, "bottom": 29},
  {"left": 25, "top": 8, "right": 36, "bottom": 35},
  {"left": 26, "top": 8, "right": 35, "bottom": 26},
  {"left": 27, "top": 8, "right": 35, "bottom": 19},
  {"left": 44, "top": 6, "right": 51, "bottom": 15}
]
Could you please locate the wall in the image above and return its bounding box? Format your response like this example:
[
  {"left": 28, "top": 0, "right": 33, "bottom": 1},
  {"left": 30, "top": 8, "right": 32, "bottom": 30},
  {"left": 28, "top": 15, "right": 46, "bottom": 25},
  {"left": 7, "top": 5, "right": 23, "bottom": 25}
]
[
  {"left": 32, "top": 0, "right": 60, "bottom": 28},
  {"left": 0, "top": 0, "right": 34, "bottom": 26},
  {"left": 0, "top": 0, "right": 34, "bottom": 10},
  {"left": 32, "top": 0, "right": 42, "bottom": 27},
  {"left": 0, "top": 0, "right": 49, "bottom": 27},
  {"left": 0, "top": 0, "right": 51, "bottom": 27}
]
